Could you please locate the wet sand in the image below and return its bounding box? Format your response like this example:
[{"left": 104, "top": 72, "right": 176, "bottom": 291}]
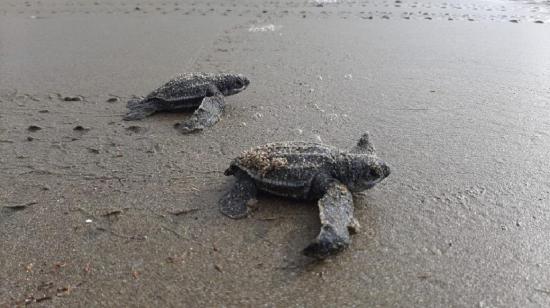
[{"left": 1, "top": 0, "right": 550, "bottom": 306}]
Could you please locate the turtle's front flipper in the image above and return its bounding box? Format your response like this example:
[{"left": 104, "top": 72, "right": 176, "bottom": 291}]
[
  {"left": 124, "top": 98, "right": 158, "bottom": 120},
  {"left": 176, "top": 93, "right": 225, "bottom": 134},
  {"left": 303, "top": 182, "right": 359, "bottom": 259},
  {"left": 219, "top": 174, "right": 257, "bottom": 219}
]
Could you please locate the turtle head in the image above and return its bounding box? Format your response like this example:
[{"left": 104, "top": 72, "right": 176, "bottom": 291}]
[
  {"left": 343, "top": 132, "right": 389, "bottom": 191},
  {"left": 218, "top": 74, "right": 250, "bottom": 96},
  {"left": 347, "top": 156, "right": 390, "bottom": 192}
]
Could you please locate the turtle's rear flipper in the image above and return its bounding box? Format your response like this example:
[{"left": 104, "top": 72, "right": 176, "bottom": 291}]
[
  {"left": 176, "top": 94, "right": 225, "bottom": 134},
  {"left": 303, "top": 183, "right": 358, "bottom": 259},
  {"left": 219, "top": 175, "right": 257, "bottom": 219},
  {"left": 124, "top": 99, "right": 157, "bottom": 121}
]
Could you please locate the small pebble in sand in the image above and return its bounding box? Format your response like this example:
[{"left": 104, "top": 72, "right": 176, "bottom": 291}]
[
  {"left": 344, "top": 74, "right": 353, "bottom": 80},
  {"left": 85, "top": 219, "right": 93, "bottom": 223},
  {"left": 534, "top": 20, "right": 544, "bottom": 24},
  {"left": 509, "top": 19, "right": 518, "bottom": 23},
  {"left": 107, "top": 97, "right": 120, "bottom": 103},
  {"left": 27, "top": 125, "right": 42, "bottom": 132},
  {"left": 63, "top": 96, "right": 83, "bottom": 102},
  {"left": 73, "top": 125, "right": 90, "bottom": 132},
  {"left": 38, "top": 109, "right": 49, "bottom": 113},
  {"left": 27, "top": 136, "right": 34, "bottom": 141}
]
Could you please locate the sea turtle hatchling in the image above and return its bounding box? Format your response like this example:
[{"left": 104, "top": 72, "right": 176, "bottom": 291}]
[
  {"left": 219, "top": 132, "right": 391, "bottom": 259},
  {"left": 124, "top": 73, "right": 249, "bottom": 133}
]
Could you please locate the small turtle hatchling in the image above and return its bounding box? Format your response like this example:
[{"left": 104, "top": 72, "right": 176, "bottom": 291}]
[
  {"left": 219, "top": 132, "right": 391, "bottom": 259},
  {"left": 124, "top": 72, "right": 249, "bottom": 134}
]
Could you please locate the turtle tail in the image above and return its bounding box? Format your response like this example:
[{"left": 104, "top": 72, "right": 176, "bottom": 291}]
[{"left": 123, "top": 98, "right": 157, "bottom": 121}]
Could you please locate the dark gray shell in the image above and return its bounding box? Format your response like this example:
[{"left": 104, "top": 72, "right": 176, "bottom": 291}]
[
  {"left": 226, "top": 142, "right": 339, "bottom": 199},
  {"left": 144, "top": 72, "right": 221, "bottom": 103}
]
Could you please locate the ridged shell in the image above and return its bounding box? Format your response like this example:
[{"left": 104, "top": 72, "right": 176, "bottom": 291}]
[
  {"left": 228, "top": 142, "right": 339, "bottom": 198},
  {"left": 146, "top": 73, "right": 225, "bottom": 102}
]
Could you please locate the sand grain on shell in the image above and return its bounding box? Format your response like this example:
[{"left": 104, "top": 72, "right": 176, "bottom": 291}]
[{"left": 237, "top": 146, "right": 289, "bottom": 175}]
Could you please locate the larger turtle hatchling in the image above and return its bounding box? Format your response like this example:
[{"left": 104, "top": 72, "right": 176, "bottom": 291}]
[
  {"left": 124, "top": 72, "right": 249, "bottom": 134},
  {"left": 219, "top": 132, "right": 391, "bottom": 259}
]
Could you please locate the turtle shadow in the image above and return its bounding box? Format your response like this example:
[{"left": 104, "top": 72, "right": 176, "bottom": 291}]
[
  {"left": 251, "top": 195, "right": 330, "bottom": 284},
  {"left": 150, "top": 107, "right": 197, "bottom": 121},
  {"left": 252, "top": 192, "right": 317, "bottom": 215},
  {"left": 250, "top": 193, "right": 323, "bottom": 261},
  {"left": 123, "top": 97, "right": 197, "bottom": 122},
  {"left": 271, "top": 226, "right": 329, "bottom": 285}
]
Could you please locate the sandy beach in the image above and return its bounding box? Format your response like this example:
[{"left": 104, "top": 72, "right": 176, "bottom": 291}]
[{"left": 1, "top": 0, "right": 550, "bottom": 306}]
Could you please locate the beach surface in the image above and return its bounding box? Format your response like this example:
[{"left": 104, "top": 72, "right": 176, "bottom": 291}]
[{"left": 1, "top": 0, "right": 550, "bottom": 306}]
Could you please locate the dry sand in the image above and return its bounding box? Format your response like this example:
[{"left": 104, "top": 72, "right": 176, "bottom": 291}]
[{"left": 1, "top": 0, "right": 550, "bottom": 306}]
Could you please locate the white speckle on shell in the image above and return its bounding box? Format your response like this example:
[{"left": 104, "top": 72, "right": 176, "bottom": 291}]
[{"left": 238, "top": 146, "right": 289, "bottom": 176}]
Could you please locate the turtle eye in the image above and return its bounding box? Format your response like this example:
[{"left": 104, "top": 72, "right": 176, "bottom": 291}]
[
  {"left": 236, "top": 79, "right": 244, "bottom": 87},
  {"left": 366, "top": 169, "right": 379, "bottom": 180}
]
